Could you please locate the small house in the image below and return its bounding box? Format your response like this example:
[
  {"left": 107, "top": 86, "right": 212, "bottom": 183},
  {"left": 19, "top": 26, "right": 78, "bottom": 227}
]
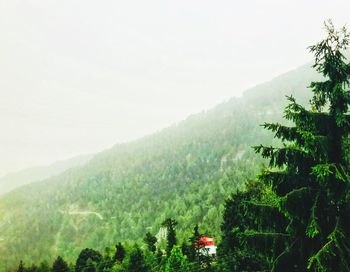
[{"left": 196, "top": 236, "right": 217, "bottom": 257}]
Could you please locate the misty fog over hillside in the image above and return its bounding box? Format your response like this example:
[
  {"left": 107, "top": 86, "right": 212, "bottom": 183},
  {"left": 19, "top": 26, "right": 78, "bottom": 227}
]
[{"left": 1, "top": 0, "right": 349, "bottom": 177}]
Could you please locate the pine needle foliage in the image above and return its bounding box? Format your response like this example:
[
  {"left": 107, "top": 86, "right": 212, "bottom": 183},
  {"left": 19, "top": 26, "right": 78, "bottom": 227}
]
[
  {"left": 254, "top": 20, "right": 350, "bottom": 271},
  {"left": 162, "top": 218, "right": 178, "bottom": 257},
  {"left": 219, "top": 181, "right": 287, "bottom": 271}
]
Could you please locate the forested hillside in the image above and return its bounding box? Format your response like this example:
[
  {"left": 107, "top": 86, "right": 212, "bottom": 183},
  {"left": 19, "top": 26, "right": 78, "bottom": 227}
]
[{"left": 0, "top": 63, "right": 320, "bottom": 270}]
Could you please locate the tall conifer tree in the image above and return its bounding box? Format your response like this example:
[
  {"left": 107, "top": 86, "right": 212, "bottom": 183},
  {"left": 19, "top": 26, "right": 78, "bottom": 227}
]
[
  {"left": 162, "top": 218, "right": 178, "bottom": 257},
  {"left": 254, "top": 21, "right": 350, "bottom": 271},
  {"left": 114, "top": 242, "right": 126, "bottom": 263},
  {"left": 17, "top": 261, "right": 25, "bottom": 272},
  {"left": 52, "top": 256, "right": 69, "bottom": 272},
  {"left": 144, "top": 232, "right": 157, "bottom": 253}
]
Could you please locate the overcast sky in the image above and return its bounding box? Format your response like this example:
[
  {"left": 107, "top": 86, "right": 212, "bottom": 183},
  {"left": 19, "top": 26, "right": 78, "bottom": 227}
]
[{"left": 0, "top": 0, "right": 350, "bottom": 176}]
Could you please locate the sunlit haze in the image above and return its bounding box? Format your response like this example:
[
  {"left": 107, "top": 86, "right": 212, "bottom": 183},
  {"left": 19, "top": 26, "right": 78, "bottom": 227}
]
[{"left": 1, "top": 0, "right": 350, "bottom": 176}]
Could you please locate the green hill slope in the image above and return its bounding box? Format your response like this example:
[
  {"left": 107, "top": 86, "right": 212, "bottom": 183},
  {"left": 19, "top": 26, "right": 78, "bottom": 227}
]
[{"left": 0, "top": 63, "right": 320, "bottom": 270}]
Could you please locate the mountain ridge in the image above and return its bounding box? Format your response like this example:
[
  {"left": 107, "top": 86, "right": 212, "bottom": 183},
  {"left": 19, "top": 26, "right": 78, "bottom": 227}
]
[{"left": 0, "top": 154, "right": 93, "bottom": 195}]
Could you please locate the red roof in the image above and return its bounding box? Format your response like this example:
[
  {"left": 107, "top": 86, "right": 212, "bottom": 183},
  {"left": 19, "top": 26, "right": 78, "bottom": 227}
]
[{"left": 195, "top": 236, "right": 215, "bottom": 248}]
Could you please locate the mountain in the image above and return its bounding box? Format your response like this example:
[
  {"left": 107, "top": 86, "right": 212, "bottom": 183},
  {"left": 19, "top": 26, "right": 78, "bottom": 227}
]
[
  {"left": 0, "top": 154, "right": 93, "bottom": 195},
  {"left": 0, "top": 63, "right": 321, "bottom": 270}
]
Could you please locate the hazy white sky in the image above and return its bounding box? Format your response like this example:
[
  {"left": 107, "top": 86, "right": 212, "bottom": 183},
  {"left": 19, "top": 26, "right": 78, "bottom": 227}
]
[{"left": 0, "top": 0, "right": 350, "bottom": 176}]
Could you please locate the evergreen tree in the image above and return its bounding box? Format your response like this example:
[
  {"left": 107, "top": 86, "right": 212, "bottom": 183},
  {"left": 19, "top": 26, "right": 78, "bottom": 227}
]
[
  {"left": 144, "top": 232, "right": 157, "bottom": 253},
  {"left": 253, "top": 21, "right": 350, "bottom": 271},
  {"left": 181, "top": 242, "right": 191, "bottom": 261},
  {"left": 37, "top": 261, "right": 50, "bottom": 272},
  {"left": 113, "top": 243, "right": 126, "bottom": 263},
  {"left": 17, "top": 260, "right": 25, "bottom": 272},
  {"left": 75, "top": 248, "right": 102, "bottom": 272},
  {"left": 52, "top": 256, "right": 69, "bottom": 272},
  {"left": 164, "top": 246, "right": 190, "bottom": 272},
  {"left": 219, "top": 181, "right": 285, "bottom": 271},
  {"left": 83, "top": 259, "right": 95, "bottom": 272},
  {"left": 184, "top": 224, "right": 203, "bottom": 270},
  {"left": 128, "top": 245, "right": 147, "bottom": 272},
  {"left": 27, "top": 264, "right": 38, "bottom": 272},
  {"left": 96, "top": 247, "right": 113, "bottom": 272},
  {"left": 156, "top": 249, "right": 164, "bottom": 265},
  {"left": 161, "top": 218, "right": 178, "bottom": 257},
  {"left": 188, "top": 225, "right": 200, "bottom": 261}
]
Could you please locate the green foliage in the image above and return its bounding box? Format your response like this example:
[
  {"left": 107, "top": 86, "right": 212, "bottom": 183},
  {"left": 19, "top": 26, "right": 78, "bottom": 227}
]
[
  {"left": 113, "top": 243, "right": 125, "bottom": 263},
  {"left": 52, "top": 256, "right": 69, "bottom": 272},
  {"left": 37, "top": 261, "right": 50, "bottom": 272},
  {"left": 223, "top": 21, "right": 350, "bottom": 271},
  {"left": 127, "top": 245, "right": 148, "bottom": 272},
  {"left": 75, "top": 248, "right": 102, "bottom": 272},
  {"left": 162, "top": 218, "right": 178, "bottom": 257},
  {"left": 184, "top": 225, "right": 201, "bottom": 263},
  {"left": 17, "top": 261, "right": 25, "bottom": 272},
  {"left": 219, "top": 181, "right": 286, "bottom": 271},
  {"left": 282, "top": 22, "right": 350, "bottom": 271},
  {"left": 219, "top": 21, "right": 350, "bottom": 272},
  {"left": 164, "top": 246, "right": 190, "bottom": 272},
  {"left": 143, "top": 232, "right": 157, "bottom": 253}
]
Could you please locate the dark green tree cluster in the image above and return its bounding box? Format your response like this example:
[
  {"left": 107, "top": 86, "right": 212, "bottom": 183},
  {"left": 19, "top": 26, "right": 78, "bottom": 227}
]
[
  {"left": 75, "top": 248, "right": 102, "bottom": 272},
  {"left": 220, "top": 21, "right": 350, "bottom": 271},
  {"left": 218, "top": 181, "right": 286, "bottom": 271},
  {"left": 17, "top": 257, "right": 69, "bottom": 272},
  {"left": 14, "top": 218, "right": 218, "bottom": 272}
]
